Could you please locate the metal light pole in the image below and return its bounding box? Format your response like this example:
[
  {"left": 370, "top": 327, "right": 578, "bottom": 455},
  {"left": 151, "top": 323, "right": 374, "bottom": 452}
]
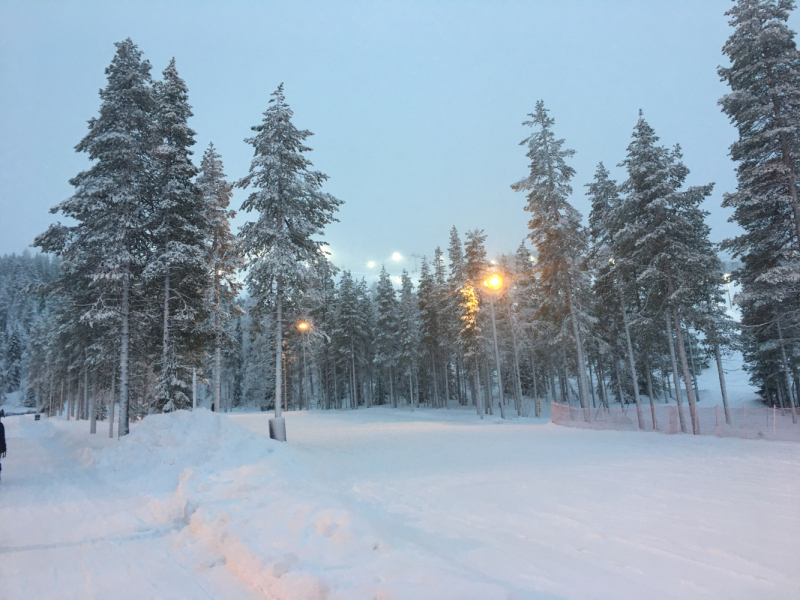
[
  {"left": 484, "top": 275, "right": 506, "bottom": 419},
  {"left": 298, "top": 321, "right": 310, "bottom": 410},
  {"left": 723, "top": 273, "right": 733, "bottom": 308}
]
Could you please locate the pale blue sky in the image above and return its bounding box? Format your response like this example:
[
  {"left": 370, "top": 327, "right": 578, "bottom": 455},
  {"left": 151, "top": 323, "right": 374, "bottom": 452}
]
[{"left": 1, "top": 1, "right": 789, "bottom": 280}]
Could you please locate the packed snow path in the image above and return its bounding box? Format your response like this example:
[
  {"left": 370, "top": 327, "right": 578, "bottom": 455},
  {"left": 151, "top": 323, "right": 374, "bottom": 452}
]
[{"left": 1, "top": 407, "right": 798, "bottom": 599}]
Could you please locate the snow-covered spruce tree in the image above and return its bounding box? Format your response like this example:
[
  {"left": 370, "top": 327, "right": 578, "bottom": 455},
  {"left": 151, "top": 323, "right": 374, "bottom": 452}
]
[
  {"left": 331, "top": 271, "right": 370, "bottom": 408},
  {"left": 304, "top": 256, "right": 338, "bottom": 409},
  {"left": 719, "top": 0, "right": 800, "bottom": 398},
  {"left": 373, "top": 266, "right": 399, "bottom": 407},
  {"left": 512, "top": 241, "right": 548, "bottom": 410},
  {"left": 355, "top": 277, "right": 375, "bottom": 407},
  {"left": 615, "top": 113, "right": 715, "bottom": 434},
  {"left": 446, "top": 227, "right": 468, "bottom": 405},
  {"left": 198, "top": 142, "right": 243, "bottom": 413},
  {"left": 432, "top": 247, "right": 452, "bottom": 407},
  {"left": 35, "top": 39, "right": 155, "bottom": 436},
  {"left": 587, "top": 162, "right": 649, "bottom": 428},
  {"left": 586, "top": 164, "right": 623, "bottom": 410},
  {"left": 237, "top": 84, "right": 342, "bottom": 432},
  {"left": 458, "top": 280, "right": 484, "bottom": 418},
  {"left": 397, "top": 270, "right": 421, "bottom": 408},
  {"left": 147, "top": 59, "right": 210, "bottom": 413},
  {"left": 418, "top": 256, "right": 444, "bottom": 407},
  {"left": 511, "top": 101, "right": 593, "bottom": 413}
]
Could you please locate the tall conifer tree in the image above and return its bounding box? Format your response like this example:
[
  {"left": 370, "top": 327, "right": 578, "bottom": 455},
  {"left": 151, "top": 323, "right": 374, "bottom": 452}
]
[
  {"left": 511, "top": 101, "right": 592, "bottom": 411},
  {"left": 35, "top": 39, "right": 155, "bottom": 436},
  {"left": 238, "top": 84, "right": 342, "bottom": 432}
]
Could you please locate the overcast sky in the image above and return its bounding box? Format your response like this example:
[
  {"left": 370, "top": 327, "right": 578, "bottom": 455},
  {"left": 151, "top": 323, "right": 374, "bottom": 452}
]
[{"left": 2, "top": 0, "right": 793, "bottom": 281}]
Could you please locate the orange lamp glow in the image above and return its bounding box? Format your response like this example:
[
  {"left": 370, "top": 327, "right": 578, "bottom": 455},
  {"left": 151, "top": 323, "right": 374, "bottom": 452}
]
[{"left": 484, "top": 275, "right": 502, "bottom": 290}]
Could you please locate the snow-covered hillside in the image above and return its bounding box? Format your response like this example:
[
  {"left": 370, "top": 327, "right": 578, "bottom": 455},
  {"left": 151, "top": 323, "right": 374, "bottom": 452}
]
[{"left": 1, "top": 405, "right": 797, "bottom": 599}]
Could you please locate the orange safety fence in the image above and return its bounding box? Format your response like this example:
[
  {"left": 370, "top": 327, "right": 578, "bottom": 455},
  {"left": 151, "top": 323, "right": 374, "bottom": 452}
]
[{"left": 550, "top": 402, "right": 800, "bottom": 442}]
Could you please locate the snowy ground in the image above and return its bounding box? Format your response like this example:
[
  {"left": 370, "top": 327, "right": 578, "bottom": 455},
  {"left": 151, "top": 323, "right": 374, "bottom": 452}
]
[{"left": 1, "top": 396, "right": 798, "bottom": 599}]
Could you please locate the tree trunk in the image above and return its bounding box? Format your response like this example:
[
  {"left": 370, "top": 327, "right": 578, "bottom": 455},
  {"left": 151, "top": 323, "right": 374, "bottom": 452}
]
[
  {"left": 351, "top": 348, "right": 357, "bottom": 409},
  {"left": 566, "top": 281, "right": 590, "bottom": 412},
  {"left": 483, "top": 359, "right": 494, "bottom": 415},
  {"left": 162, "top": 269, "right": 171, "bottom": 407},
  {"left": 666, "top": 265, "right": 699, "bottom": 434},
  {"left": 430, "top": 355, "right": 439, "bottom": 409},
  {"left": 618, "top": 284, "right": 645, "bottom": 429},
  {"left": 109, "top": 372, "right": 116, "bottom": 439},
  {"left": 274, "top": 281, "right": 283, "bottom": 419},
  {"left": 713, "top": 342, "right": 731, "bottom": 425},
  {"left": 443, "top": 360, "right": 450, "bottom": 409},
  {"left": 473, "top": 356, "right": 483, "bottom": 419},
  {"left": 597, "top": 356, "right": 608, "bottom": 409},
  {"left": 389, "top": 365, "right": 396, "bottom": 408},
  {"left": 90, "top": 371, "right": 97, "bottom": 434},
  {"left": 644, "top": 358, "right": 657, "bottom": 430},
  {"left": 685, "top": 327, "right": 701, "bottom": 403},
  {"left": 119, "top": 270, "right": 130, "bottom": 436},
  {"left": 777, "top": 318, "right": 798, "bottom": 424},
  {"left": 665, "top": 311, "right": 687, "bottom": 432},
  {"left": 83, "top": 369, "right": 88, "bottom": 422},
  {"left": 488, "top": 297, "right": 506, "bottom": 419},
  {"left": 531, "top": 351, "right": 539, "bottom": 414}
]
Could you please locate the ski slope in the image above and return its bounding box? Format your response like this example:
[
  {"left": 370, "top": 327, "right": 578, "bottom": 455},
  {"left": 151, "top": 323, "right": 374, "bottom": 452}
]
[{"left": 1, "top": 402, "right": 798, "bottom": 599}]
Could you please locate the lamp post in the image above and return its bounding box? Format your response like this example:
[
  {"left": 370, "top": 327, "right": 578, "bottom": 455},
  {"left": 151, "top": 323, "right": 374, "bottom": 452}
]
[
  {"left": 723, "top": 273, "right": 733, "bottom": 308},
  {"left": 483, "top": 274, "right": 506, "bottom": 420},
  {"left": 297, "top": 321, "right": 310, "bottom": 410}
]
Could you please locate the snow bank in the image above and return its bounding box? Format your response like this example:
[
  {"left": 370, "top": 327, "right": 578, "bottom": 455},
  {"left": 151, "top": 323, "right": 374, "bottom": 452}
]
[
  {"left": 3, "top": 413, "right": 56, "bottom": 438},
  {"left": 92, "top": 409, "right": 282, "bottom": 480}
]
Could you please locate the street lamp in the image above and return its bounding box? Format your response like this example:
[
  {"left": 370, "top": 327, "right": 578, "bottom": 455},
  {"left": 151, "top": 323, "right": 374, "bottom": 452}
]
[
  {"left": 723, "top": 273, "right": 733, "bottom": 308},
  {"left": 483, "top": 274, "right": 506, "bottom": 419},
  {"left": 297, "top": 321, "right": 310, "bottom": 410}
]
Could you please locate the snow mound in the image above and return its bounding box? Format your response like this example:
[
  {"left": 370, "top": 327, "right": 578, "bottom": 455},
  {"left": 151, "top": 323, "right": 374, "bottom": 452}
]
[
  {"left": 4, "top": 414, "right": 56, "bottom": 439},
  {"left": 95, "top": 409, "right": 281, "bottom": 476}
]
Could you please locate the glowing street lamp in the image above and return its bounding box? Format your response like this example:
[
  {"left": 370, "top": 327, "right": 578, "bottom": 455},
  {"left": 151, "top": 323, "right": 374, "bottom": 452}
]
[
  {"left": 485, "top": 274, "right": 502, "bottom": 290},
  {"left": 483, "top": 274, "right": 506, "bottom": 419}
]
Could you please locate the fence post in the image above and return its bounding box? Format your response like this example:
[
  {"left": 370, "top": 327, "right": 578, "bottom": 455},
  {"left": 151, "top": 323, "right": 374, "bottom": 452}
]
[
  {"left": 715, "top": 405, "right": 720, "bottom": 437},
  {"left": 743, "top": 405, "right": 748, "bottom": 440},
  {"left": 773, "top": 405, "right": 776, "bottom": 441}
]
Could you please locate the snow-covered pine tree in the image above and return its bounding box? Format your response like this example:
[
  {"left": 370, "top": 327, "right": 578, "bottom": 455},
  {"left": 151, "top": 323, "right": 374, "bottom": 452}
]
[
  {"left": 331, "top": 271, "right": 363, "bottom": 408},
  {"left": 511, "top": 101, "right": 593, "bottom": 413},
  {"left": 615, "top": 112, "right": 715, "bottom": 434},
  {"left": 446, "top": 227, "right": 467, "bottom": 404},
  {"left": 35, "top": 39, "right": 155, "bottom": 436},
  {"left": 198, "top": 142, "right": 243, "bottom": 414},
  {"left": 586, "top": 162, "right": 647, "bottom": 428},
  {"left": 585, "top": 164, "right": 621, "bottom": 409},
  {"left": 418, "top": 256, "right": 443, "bottom": 407},
  {"left": 148, "top": 58, "right": 210, "bottom": 413},
  {"left": 304, "top": 255, "right": 338, "bottom": 409},
  {"left": 237, "top": 84, "right": 342, "bottom": 432},
  {"left": 433, "top": 247, "right": 451, "bottom": 407},
  {"left": 373, "top": 267, "right": 399, "bottom": 407},
  {"left": 458, "top": 280, "right": 483, "bottom": 418},
  {"left": 718, "top": 0, "right": 800, "bottom": 399},
  {"left": 396, "top": 270, "right": 420, "bottom": 408},
  {"left": 355, "top": 277, "right": 375, "bottom": 407}
]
